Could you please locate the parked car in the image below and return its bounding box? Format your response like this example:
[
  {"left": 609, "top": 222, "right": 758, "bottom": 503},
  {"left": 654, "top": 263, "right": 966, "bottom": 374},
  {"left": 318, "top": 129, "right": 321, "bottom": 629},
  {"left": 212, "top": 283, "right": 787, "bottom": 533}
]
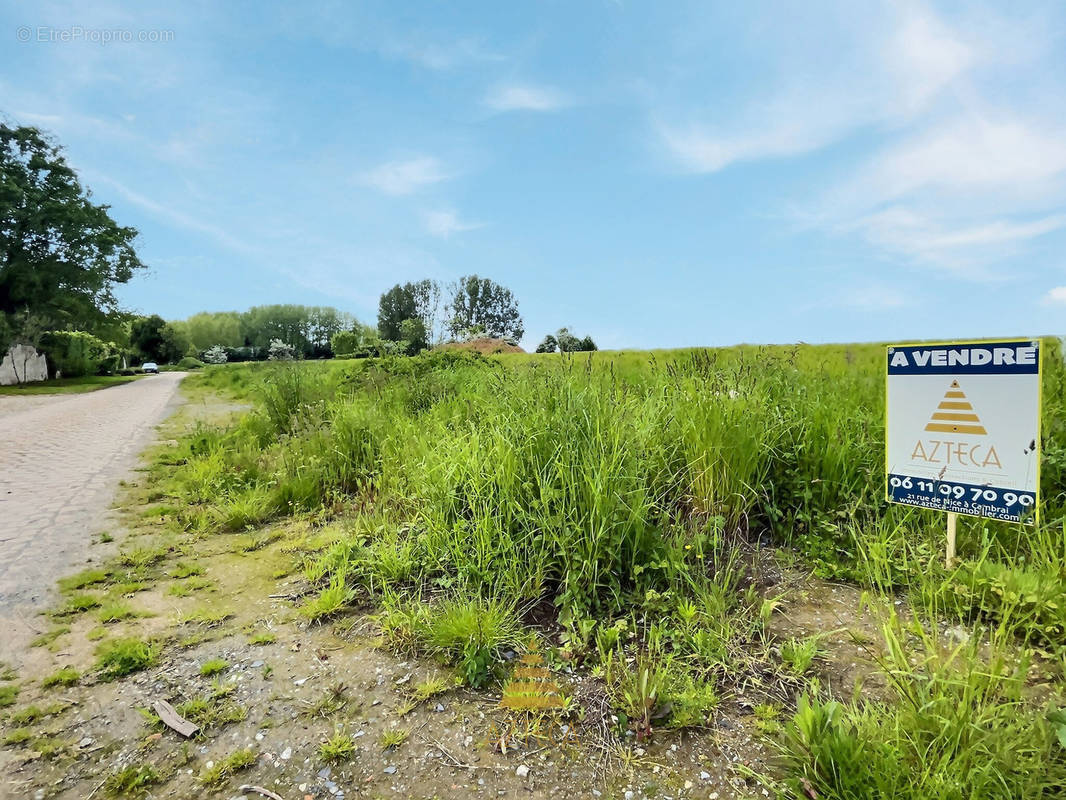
[{"left": 141, "top": 362, "right": 159, "bottom": 374}]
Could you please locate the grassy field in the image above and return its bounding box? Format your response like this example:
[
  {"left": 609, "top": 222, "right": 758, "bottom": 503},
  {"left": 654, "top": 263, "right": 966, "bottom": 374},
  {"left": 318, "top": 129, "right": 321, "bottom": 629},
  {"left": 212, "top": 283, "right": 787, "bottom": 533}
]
[
  {"left": 140, "top": 343, "right": 1066, "bottom": 796},
  {"left": 0, "top": 374, "right": 143, "bottom": 396}
]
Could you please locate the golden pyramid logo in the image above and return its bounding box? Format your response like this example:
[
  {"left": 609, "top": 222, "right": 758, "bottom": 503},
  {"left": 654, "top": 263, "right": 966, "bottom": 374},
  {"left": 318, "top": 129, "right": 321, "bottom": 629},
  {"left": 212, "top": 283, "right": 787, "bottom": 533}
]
[
  {"left": 924, "top": 380, "right": 987, "bottom": 435},
  {"left": 499, "top": 646, "right": 564, "bottom": 711}
]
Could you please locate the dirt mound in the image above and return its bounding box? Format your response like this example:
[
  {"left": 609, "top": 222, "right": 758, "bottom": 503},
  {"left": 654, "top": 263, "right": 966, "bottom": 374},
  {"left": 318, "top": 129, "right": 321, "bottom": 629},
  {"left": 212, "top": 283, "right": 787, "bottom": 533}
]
[{"left": 436, "top": 337, "right": 525, "bottom": 354}]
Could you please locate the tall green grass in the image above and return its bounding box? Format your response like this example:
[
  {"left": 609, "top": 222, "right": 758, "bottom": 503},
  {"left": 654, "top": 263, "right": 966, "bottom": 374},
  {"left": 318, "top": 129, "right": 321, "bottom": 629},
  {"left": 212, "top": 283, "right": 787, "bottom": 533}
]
[{"left": 163, "top": 342, "right": 1066, "bottom": 790}]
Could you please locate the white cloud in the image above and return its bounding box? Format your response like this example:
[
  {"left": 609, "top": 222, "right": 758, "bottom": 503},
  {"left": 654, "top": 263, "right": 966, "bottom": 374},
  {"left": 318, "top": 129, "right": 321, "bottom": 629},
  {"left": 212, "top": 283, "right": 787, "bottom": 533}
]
[
  {"left": 851, "top": 117, "right": 1066, "bottom": 205},
  {"left": 1044, "top": 286, "right": 1066, "bottom": 305},
  {"left": 651, "top": 2, "right": 1066, "bottom": 278},
  {"left": 381, "top": 36, "right": 501, "bottom": 70},
  {"left": 659, "top": 117, "right": 844, "bottom": 173},
  {"left": 424, "top": 209, "right": 484, "bottom": 238},
  {"left": 485, "top": 84, "right": 570, "bottom": 113},
  {"left": 658, "top": 3, "right": 975, "bottom": 174},
  {"left": 882, "top": 4, "right": 973, "bottom": 114},
  {"left": 849, "top": 208, "right": 1066, "bottom": 274},
  {"left": 361, "top": 156, "right": 450, "bottom": 195}
]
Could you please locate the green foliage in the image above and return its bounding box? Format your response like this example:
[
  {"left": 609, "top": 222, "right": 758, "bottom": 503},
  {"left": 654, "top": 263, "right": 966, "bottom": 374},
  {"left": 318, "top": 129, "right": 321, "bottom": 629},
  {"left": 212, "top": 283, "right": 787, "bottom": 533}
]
[
  {"left": 242, "top": 304, "right": 354, "bottom": 357},
  {"left": 446, "top": 274, "right": 523, "bottom": 341},
  {"left": 103, "top": 763, "right": 160, "bottom": 798},
  {"left": 536, "top": 334, "right": 558, "bottom": 353},
  {"left": 171, "top": 561, "right": 204, "bottom": 579},
  {"left": 10, "top": 702, "right": 65, "bottom": 724},
  {"left": 31, "top": 626, "right": 69, "bottom": 648},
  {"left": 96, "top": 601, "right": 138, "bottom": 623},
  {"left": 378, "top": 279, "right": 439, "bottom": 343},
  {"left": 199, "top": 748, "right": 256, "bottom": 786},
  {"left": 399, "top": 316, "right": 428, "bottom": 354},
  {"left": 57, "top": 568, "right": 110, "bottom": 592},
  {"left": 39, "top": 330, "right": 114, "bottom": 377},
  {"left": 331, "top": 329, "right": 360, "bottom": 357},
  {"left": 57, "top": 592, "right": 101, "bottom": 615},
  {"left": 26, "top": 735, "right": 68, "bottom": 760},
  {"left": 41, "top": 667, "right": 80, "bottom": 688},
  {"left": 421, "top": 598, "right": 521, "bottom": 687},
  {"left": 300, "top": 578, "right": 353, "bottom": 622},
  {"left": 0, "top": 123, "right": 145, "bottom": 348},
  {"left": 609, "top": 657, "right": 667, "bottom": 739},
  {"left": 773, "top": 617, "right": 1066, "bottom": 799},
  {"left": 176, "top": 356, "right": 204, "bottom": 369},
  {"left": 160, "top": 341, "right": 1066, "bottom": 783},
  {"left": 555, "top": 327, "right": 597, "bottom": 352},
  {"left": 182, "top": 311, "right": 244, "bottom": 350},
  {"left": 780, "top": 636, "right": 822, "bottom": 675},
  {"left": 95, "top": 637, "right": 161, "bottom": 680},
  {"left": 0, "top": 684, "right": 20, "bottom": 707},
  {"left": 380, "top": 727, "right": 410, "bottom": 749},
  {"left": 319, "top": 731, "right": 357, "bottom": 762},
  {"left": 199, "top": 658, "right": 229, "bottom": 677},
  {"left": 176, "top": 690, "right": 247, "bottom": 728},
  {"left": 130, "top": 315, "right": 169, "bottom": 362},
  {"left": 3, "top": 727, "right": 32, "bottom": 746}
]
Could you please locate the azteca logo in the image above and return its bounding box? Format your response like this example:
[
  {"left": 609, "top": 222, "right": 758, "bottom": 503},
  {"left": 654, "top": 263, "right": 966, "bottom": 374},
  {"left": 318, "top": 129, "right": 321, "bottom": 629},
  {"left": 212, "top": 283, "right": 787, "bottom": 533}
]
[{"left": 909, "top": 380, "right": 1002, "bottom": 470}]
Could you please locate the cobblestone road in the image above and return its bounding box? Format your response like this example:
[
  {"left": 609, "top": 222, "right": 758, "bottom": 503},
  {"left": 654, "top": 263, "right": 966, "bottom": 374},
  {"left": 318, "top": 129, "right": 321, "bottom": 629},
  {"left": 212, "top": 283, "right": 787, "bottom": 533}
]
[{"left": 0, "top": 373, "right": 186, "bottom": 661}]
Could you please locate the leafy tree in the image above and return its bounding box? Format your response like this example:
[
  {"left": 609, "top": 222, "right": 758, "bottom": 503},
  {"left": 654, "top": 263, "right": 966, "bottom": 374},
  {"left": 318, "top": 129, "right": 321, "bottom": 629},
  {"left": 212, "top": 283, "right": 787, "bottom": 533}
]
[
  {"left": 267, "top": 339, "right": 297, "bottom": 360},
  {"left": 333, "top": 324, "right": 388, "bottom": 358},
  {"left": 399, "top": 317, "right": 428, "bottom": 355},
  {"left": 0, "top": 124, "right": 145, "bottom": 348},
  {"left": 555, "top": 327, "right": 597, "bottom": 352},
  {"left": 203, "top": 345, "right": 228, "bottom": 364},
  {"left": 446, "top": 275, "right": 523, "bottom": 341},
  {"left": 160, "top": 322, "right": 190, "bottom": 362},
  {"left": 378, "top": 280, "right": 441, "bottom": 344},
  {"left": 182, "top": 311, "right": 244, "bottom": 350},
  {"left": 39, "top": 330, "right": 113, "bottom": 377},
  {"left": 556, "top": 327, "right": 580, "bottom": 352},
  {"left": 377, "top": 285, "right": 417, "bottom": 341},
  {"left": 130, "top": 314, "right": 168, "bottom": 361},
  {"left": 536, "top": 335, "right": 558, "bottom": 353},
  {"left": 331, "top": 330, "right": 360, "bottom": 358},
  {"left": 240, "top": 304, "right": 353, "bottom": 357},
  {"left": 306, "top": 306, "right": 355, "bottom": 355}
]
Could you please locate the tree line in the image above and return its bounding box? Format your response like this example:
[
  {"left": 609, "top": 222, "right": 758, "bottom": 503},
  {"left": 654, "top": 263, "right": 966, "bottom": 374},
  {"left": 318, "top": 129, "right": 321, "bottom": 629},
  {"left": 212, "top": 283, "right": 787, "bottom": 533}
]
[{"left": 1, "top": 121, "right": 595, "bottom": 379}]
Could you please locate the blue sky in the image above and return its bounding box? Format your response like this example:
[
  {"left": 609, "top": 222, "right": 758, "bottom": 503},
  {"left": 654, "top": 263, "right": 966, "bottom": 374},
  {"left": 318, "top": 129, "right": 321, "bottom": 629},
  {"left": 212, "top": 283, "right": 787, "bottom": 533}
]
[{"left": 3, "top": 1, "right": 1065, "bottom": 350}]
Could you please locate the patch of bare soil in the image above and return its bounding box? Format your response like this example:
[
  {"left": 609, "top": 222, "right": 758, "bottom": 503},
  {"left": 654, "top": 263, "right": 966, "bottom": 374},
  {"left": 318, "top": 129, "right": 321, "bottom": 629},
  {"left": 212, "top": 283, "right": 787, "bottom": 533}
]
[
  {"left": 435, "top": 339, "right": 525, "bottom": 355},
  {"left": 0, "top": 522, "right": 779, "bottom": 800},
  {"left": 763, "top": 579, "right": 892, "bottom": 701}
]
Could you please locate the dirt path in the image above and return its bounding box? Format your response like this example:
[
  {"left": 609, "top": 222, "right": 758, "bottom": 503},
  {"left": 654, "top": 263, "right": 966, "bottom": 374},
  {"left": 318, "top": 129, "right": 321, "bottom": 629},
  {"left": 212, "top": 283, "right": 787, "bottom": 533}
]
[{"left": 0, "top": 373, "right": 187, "bottom": 665}]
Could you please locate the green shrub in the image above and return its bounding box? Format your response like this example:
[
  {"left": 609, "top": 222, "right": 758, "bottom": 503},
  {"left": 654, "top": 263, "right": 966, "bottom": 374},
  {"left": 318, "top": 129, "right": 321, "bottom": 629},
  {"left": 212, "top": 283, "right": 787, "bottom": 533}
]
[
  {"left": 421, "top": 598, "right": 521, "bottom": 687},
  {"left": 319, "top": 731, "right": 357, "bottom": 762},
  {"left": 773, "top": 618, "right": 1066, "bottom": 799},
  {"left": 41, "top": 667, "right": 80, "bottom": 688},
  {"left": 199, "top": 658, "right": 228, "bottom": 677},
  {"left": 39, "top": 330, "right": 114, "bottom": 377},
  {"left": 103, "top": 763, "right": 159, "bottom": 798},
  {"left": 95, "top": 638, "right": 160, "bottom": 679},
  {"left": 200, "top": 748, "right": 256, "bottom": 786},
  {"left": 176, "top": 356, "right": 205, "bottom": 370},
  {"left": 0, "top": 684, "right": 20, "bottom": 706}
]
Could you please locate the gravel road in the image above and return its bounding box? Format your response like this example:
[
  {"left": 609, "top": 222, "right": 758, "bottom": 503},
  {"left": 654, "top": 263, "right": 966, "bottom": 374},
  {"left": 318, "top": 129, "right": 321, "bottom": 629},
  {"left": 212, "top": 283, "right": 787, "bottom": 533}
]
[{"left": 0, "top": 373, "right": 186, "bottom": 662}]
